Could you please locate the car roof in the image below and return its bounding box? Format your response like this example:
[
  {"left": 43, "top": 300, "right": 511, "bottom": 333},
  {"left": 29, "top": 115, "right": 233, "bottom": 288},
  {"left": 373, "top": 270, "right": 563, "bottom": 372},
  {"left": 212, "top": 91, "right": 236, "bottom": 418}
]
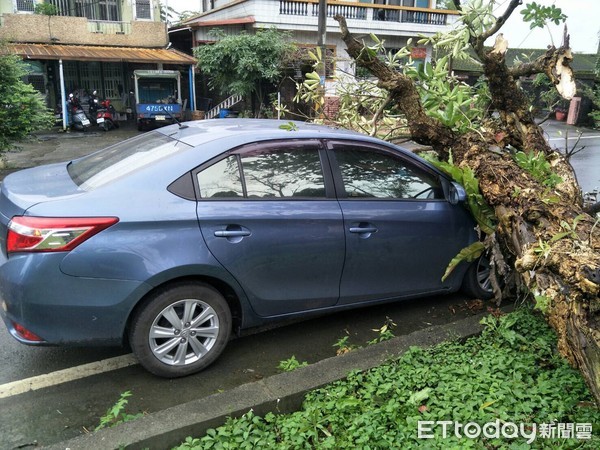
[{"left": 155, "top": 119, "right": 385, "bottom": 148}]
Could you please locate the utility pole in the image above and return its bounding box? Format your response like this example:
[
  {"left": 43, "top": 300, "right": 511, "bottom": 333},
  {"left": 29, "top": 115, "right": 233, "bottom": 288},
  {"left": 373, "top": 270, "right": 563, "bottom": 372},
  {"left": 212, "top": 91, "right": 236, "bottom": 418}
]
[{"left": 317, "top": 0, "right": 327, "bottom": 86}]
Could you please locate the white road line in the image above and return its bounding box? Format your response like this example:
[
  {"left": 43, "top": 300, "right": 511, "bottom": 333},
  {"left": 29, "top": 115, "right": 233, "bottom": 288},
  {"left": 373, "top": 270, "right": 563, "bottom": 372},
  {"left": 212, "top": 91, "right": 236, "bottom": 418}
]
[
  {"left": 0, "top": 354, "right": 138, "bottom": 399},
  {"left": 548, "top": 135, "right": 600, "bottom": 141}
]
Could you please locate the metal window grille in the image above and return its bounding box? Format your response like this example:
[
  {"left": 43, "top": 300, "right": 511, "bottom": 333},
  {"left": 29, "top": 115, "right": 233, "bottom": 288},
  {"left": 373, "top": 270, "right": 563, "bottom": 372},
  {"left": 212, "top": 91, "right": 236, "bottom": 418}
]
[
  {"left": 63, "top": 61, "right": 79, "bottom": 93},
  {"left": 79, "top": 62, "right": 102, "bottom": 94},
  {"left": 50, "top": 0, "right": 121, "bottom": 21},
  {"left": 16, "top": 0, "right": 35, "bottom": 12},
  {"left": 102, "top": 63, "right": 122, "bottom": 99},
  {"left": 25, "top": 74, "right": 46, "bottom": 93},
  {"left": 135, "top": 0, "right": 152, "bottom": 19},
  {"left": 50, "top": 0, "right": 70, "bottom": 16}
]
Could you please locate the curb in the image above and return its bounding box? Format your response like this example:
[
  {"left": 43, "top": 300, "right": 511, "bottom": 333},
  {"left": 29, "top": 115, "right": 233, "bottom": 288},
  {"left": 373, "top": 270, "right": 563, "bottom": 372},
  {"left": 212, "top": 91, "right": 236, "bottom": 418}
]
[{"left": 45, "top": 310, "right": 499, "bottom": 450}]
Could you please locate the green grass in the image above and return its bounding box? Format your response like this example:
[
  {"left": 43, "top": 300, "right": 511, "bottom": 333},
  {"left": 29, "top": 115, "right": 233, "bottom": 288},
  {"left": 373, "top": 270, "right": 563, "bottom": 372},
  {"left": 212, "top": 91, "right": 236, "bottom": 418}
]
[{"left": 175, "top": 308, "right": 599, "bottom": 449}]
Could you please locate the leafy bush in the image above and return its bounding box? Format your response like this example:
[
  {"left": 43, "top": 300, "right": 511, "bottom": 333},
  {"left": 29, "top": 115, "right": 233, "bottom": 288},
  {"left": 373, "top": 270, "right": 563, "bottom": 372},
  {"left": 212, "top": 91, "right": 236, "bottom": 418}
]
[
  {"left": 0, "top": 50, "right": 54, "bottom": 155},
  {"left": 194, "top": 28, "right": 295, "bottom": 115},
  {"left": 34, "top": 1, "right": 58, "bottom": 15},
  {"left": 175, "top": 309, "right": 599, "bottom": 449}
]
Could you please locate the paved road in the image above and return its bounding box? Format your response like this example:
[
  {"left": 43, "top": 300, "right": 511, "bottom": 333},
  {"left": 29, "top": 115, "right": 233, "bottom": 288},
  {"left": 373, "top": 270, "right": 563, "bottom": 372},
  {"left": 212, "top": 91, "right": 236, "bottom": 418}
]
[
  {"left": 542, "top": 120, "right": 600, "bottom": 193},
  {"left": 0, "top": 119, "right": 598, "bottom": 448},
  {"left": 0, "top": 292, "right": 489, "bottom": 448}
]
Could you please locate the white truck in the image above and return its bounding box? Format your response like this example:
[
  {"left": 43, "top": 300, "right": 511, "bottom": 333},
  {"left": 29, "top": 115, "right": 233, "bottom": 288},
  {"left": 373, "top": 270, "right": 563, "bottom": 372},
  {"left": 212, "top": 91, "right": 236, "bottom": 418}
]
[{"left": 134, "top": 70, "right": 183, "bottom": 130}]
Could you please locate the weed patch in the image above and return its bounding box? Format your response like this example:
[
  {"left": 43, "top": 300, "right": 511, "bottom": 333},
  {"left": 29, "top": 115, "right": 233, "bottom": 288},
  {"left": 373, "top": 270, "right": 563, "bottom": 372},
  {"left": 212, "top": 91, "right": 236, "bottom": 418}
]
[{"left": 175, "top": 309, "right": 599, "bottom": 449}]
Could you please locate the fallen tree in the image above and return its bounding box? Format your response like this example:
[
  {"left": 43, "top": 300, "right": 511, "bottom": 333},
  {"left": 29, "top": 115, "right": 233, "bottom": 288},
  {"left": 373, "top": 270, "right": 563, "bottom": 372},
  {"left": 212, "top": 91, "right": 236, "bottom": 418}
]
[{"left": 334, "top": 0, "right": 600, "bottom": 404}]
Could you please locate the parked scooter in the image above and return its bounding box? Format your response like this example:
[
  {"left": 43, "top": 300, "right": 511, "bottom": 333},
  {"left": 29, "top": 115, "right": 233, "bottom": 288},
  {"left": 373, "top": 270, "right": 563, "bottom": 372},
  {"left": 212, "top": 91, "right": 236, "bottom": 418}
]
[
  {"left": 88, "top": 90, "right": 99, "bottom": 125},
  {"left": 96, "top": 98, "right": 119, "bottom": 131},
  {"left": 68, "top": 93, "right": 91, "bottom": 132}
]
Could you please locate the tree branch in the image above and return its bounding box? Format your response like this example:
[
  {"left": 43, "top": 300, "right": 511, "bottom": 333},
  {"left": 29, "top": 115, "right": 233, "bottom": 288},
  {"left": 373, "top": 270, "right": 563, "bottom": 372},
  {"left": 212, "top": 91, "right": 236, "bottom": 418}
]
[
  {"left": 369, "top": 92, "right": 393, "bottom": 137},
  {"left": 334, "top": 15, "right": 457, "bottom": 154},
  {"left": 481, "top": 0, "right": 522, "bottom": 42},
  {"left": 509, "top": 52, "right": 552, "bottom": 78}
]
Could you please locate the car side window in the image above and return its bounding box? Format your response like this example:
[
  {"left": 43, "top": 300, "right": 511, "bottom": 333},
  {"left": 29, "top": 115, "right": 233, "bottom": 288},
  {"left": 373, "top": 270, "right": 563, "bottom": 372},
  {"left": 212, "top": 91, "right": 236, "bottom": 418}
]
[
  {"left": 196, "top": 143, "right": 326, "bottom": 199},
  {"left": 197, "top": 156, "right": 244, "bottom": 198},
  {"left": 241, "top": 148, "right": 325, "bottom": 198},
  {"left": 333, "top": 146, "right": 443, "bottom": 199}
]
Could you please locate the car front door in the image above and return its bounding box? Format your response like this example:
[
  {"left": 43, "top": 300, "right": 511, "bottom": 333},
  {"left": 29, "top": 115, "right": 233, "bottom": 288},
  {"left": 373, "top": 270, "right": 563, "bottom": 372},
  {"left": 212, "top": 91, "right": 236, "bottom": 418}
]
[
  {"left": 195, "top": 140, "right": 345, "bottom": 316},
  {"left": 327, "top": 140, "right": 475, "bottom": 305}
]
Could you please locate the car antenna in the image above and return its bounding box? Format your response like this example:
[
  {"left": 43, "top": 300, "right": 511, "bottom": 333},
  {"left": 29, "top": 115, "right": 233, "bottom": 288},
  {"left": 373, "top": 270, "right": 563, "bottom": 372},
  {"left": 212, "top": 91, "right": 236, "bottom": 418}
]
[{"left": 159, "top": 106, "right": 188, "bottom": 129}]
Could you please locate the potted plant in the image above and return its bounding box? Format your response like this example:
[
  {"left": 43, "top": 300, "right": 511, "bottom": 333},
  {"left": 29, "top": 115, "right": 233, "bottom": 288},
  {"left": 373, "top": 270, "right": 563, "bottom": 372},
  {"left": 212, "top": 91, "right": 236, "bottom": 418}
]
[{"left": 554, "top": 106, "right": 567, "bottom": 121}]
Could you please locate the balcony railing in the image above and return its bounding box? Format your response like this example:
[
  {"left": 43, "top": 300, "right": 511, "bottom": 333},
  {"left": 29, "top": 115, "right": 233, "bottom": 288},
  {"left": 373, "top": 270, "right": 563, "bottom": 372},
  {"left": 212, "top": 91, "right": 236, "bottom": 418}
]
[
  {"left": 87, "top": 20, "right": 131, "bottom": 34},
  {"left": 279, "top": 0, "right": 454, "bottom": 26}
]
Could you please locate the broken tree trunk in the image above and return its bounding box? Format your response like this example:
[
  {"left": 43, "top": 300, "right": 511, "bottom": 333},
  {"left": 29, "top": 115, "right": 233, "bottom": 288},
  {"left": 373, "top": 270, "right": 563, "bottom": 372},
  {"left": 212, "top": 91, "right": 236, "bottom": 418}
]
[{"left": 335, "top": 13, "right": 600, "bottom": 404}]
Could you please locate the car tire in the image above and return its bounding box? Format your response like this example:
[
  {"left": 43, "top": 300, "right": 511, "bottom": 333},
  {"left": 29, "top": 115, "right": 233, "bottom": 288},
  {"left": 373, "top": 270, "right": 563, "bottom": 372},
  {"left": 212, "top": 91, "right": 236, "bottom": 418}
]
[
  {"left": 129, "top": 282, "right": 232, "bottom": 378},
  {"left": 461, "top": 255, "right": 494, "bottom": 300}
]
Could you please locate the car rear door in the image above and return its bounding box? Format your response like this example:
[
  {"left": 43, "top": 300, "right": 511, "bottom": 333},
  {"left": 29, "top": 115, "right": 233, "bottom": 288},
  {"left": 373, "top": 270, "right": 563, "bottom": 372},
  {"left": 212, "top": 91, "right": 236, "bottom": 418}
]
[
  {"left": 327, "top": 140, "right": 475, "bottom": 305},
  {"left": 195, "top": 139, "right": 345, "bottom": 316}
]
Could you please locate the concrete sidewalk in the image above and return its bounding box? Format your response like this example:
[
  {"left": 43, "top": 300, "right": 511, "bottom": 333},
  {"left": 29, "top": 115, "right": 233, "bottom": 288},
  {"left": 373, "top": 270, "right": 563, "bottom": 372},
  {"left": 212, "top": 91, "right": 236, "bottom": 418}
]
[
  {"left": 45, "top": 310, "right": 504, "bottom": 450},
  {"left": 0, "top": 121, "right": 142, "bottom": 181}
]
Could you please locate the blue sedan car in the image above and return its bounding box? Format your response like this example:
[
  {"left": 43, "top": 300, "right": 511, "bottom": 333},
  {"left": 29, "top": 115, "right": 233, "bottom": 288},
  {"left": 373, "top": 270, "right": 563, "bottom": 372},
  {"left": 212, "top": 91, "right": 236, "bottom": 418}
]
[{"left": 0, "top": 119, "right": 490, "bottom": 377}]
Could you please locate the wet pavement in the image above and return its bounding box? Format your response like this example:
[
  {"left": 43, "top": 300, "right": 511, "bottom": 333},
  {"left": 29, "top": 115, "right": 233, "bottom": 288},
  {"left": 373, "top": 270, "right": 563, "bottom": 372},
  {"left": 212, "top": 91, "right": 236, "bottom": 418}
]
[{"left": 1, "top": 121, "right": 142, "bottom": 177}]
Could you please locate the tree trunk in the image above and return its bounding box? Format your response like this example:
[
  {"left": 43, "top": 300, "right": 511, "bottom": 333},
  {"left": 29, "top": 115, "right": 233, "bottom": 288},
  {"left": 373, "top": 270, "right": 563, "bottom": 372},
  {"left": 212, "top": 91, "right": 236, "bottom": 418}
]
[{"left": 335, "top": 14, "right": 600, "bottom": 404}]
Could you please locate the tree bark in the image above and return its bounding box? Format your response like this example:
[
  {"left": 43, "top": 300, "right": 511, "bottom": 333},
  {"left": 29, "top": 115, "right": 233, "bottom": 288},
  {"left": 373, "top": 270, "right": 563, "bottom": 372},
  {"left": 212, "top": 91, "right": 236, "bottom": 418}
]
[{"left": 335, "top": 14, "right": 600, "bottom": 404}]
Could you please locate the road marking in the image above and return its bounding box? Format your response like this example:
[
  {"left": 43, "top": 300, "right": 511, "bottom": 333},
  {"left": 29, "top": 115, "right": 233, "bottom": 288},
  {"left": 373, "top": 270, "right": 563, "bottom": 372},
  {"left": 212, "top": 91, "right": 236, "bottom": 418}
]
[
  {"left": 548, "top": 135, "right": 600, "bottom": 141},
  {"left": 0, "top": 354, "right": 138, "bottom": 399}
]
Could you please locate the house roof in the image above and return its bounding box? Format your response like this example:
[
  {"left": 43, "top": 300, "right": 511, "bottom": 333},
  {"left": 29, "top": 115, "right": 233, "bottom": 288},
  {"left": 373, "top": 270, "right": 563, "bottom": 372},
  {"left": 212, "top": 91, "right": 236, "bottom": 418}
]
[
  {"left": 4, "top": 43, "right": 197, "bottom": 65},
  {"left": 443, "top": 48, "right": 597, "bottom": 76},
  {"left": 183, "top": 16, "right": 255, "bottom": 28}
]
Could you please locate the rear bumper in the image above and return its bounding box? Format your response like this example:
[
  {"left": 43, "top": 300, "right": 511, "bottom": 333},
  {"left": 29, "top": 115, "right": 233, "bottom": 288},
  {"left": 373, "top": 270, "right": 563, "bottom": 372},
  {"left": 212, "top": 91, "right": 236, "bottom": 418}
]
[{"left": 0, "top": 252, "right": 151, "bottom": 346}]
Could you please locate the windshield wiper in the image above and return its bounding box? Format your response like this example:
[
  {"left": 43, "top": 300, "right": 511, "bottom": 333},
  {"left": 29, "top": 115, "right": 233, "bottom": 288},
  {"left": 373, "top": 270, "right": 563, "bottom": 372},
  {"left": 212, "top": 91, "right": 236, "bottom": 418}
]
[{"left": 159, "top": 106, "right": 188, "bottom": 129}]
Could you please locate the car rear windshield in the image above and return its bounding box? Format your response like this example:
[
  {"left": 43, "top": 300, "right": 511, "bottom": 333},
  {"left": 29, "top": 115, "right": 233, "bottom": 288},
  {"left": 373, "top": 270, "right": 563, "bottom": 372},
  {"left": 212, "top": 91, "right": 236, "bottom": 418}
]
[{"left": 68, "top": 132, "right": 191, "bottom": 190}]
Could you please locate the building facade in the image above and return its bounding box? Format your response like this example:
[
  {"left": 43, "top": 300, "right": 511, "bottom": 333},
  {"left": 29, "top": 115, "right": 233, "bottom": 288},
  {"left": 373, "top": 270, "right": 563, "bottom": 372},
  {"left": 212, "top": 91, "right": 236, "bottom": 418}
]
[
  {"left": 0, "top": 0, "right": 197, "bottom": 122},
  {"left": 172, "top": 0, "right": 458, "bottom": 106}
]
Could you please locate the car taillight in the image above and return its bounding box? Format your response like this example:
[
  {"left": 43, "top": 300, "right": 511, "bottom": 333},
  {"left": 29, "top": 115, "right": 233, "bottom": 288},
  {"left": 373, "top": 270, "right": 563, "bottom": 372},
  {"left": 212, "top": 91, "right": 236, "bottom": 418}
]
[
  {"left": 12, "top": 321, "right": 44, "bottom": 342},
  {"left": 7, "top": 216, "right": 119, "bottom": 253}
]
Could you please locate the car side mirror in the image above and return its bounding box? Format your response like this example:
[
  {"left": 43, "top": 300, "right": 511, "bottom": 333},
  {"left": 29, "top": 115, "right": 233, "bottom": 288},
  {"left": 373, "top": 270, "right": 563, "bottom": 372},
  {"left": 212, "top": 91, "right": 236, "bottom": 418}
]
[{"left": 448, "top": 182, "right": 467, "bottom": 205}]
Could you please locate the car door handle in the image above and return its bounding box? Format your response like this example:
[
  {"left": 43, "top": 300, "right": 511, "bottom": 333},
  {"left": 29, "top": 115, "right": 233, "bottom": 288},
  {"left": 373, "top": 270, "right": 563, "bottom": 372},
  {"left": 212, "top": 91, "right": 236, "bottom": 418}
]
[
  {"left": 349, "top": 226, "right": 378, "bottom": 234},
  {"left": 349, "top": 222, "right": 377, "bottom": 235},
  {"left": 214, "top": 230, "right": 251, "bottom": 238}
]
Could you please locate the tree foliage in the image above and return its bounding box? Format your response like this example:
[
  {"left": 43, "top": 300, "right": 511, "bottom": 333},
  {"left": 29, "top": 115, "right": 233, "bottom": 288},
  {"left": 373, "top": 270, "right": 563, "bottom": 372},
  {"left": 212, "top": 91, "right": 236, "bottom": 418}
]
[
  {"left": 194, "top": 28, "right": 295, "bottom": 114},
  {"left": 0, "top": 50, "right": 54, "bottom": 156},
  {"left": 320, "top": 0, "right": 600, "bottom": 404}
]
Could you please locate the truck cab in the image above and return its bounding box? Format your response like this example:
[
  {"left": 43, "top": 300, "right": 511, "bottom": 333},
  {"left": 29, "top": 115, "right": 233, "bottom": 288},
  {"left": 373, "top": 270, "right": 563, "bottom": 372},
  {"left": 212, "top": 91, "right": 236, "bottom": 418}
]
[{"left": 134, "top": 70, "right": 183, "bottom": 130}]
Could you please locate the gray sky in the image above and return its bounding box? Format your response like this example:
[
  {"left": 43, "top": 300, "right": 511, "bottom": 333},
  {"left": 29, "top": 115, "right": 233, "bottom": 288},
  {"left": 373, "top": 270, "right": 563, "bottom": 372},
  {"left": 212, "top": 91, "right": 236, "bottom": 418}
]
[
  {"left": 163, "top": 0, "right": 599, "bottom": 53},
  {"left": 494, "top": 0, "right": 599, "bottom": 53}
]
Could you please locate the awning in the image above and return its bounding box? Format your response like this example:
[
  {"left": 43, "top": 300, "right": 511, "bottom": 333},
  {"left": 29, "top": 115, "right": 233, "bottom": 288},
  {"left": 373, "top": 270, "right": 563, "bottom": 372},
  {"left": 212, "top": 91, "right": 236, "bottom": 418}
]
[
  {"left": 5, "top": 43, "right": 197, "bottom": 65},
  {"left": 185, "top": 16, "right": 255, "bottom": 28}
]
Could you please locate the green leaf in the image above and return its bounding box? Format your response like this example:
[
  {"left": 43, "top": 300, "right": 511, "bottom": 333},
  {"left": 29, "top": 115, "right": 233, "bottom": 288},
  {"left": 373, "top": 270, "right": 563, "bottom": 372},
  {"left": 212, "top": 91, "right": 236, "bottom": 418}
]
[
  {"left": 442, "top": 241, "right": 485, "bottom": 281},
  {"left": 279, "top": 121, "right": 298, "bottom": 132},
  {"left": 408, "top": 387, "right": 432, "bottom": 405}
]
